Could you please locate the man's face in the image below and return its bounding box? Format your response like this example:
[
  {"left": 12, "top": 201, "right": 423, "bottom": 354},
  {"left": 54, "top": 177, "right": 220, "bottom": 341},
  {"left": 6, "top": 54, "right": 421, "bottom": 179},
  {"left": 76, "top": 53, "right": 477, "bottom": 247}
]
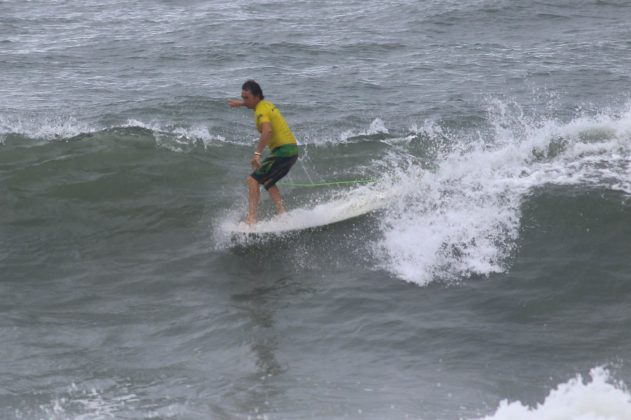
[{"left": 241, "top": 89, "right": 259, "bottom": 109}]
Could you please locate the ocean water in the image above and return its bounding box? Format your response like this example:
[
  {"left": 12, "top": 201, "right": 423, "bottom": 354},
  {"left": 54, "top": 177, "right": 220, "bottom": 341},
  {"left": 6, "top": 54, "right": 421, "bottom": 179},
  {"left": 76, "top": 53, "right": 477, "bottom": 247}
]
[{"left": 2, "top": 1, "right": 631, "bottom": 419}]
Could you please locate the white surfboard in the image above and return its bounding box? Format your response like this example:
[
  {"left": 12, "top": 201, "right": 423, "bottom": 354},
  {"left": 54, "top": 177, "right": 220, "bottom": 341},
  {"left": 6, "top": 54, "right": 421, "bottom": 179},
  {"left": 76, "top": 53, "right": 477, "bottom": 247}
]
[{"left": 224, "top": 189, "right": 390, "bottom": 236}]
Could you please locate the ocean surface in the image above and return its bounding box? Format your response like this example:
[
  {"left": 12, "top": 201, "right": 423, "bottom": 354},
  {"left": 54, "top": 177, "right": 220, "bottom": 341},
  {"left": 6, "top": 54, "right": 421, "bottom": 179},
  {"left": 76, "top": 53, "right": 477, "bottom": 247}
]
[{"left": 2, "top": 1, "right": 631, "bottom": 419}]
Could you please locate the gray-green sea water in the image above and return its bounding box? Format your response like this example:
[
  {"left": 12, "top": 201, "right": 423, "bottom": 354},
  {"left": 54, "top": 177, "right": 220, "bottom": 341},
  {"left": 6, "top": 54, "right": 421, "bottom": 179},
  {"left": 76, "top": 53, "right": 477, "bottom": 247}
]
[{"left": 2, "top": 1, "right": 631, "bottom": 419}]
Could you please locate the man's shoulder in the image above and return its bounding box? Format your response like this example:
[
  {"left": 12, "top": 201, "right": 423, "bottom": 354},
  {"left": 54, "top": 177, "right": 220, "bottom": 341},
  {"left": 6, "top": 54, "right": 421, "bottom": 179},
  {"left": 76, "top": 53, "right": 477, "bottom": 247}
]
[
  {"left": 256, "top": 100, "right": 276, "bottom": 112},
  {"left": 255, "top": 101, "right": 277, "bottom": 122}
]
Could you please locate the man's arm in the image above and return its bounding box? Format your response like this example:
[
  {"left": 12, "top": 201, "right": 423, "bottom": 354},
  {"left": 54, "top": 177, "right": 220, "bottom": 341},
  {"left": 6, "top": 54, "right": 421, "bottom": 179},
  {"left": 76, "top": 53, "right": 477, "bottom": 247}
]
[
  {"left": 227, "top": 99, "right": 243, "bottom": 108},
  {"left": 251, "top": 122, "right": 272, "bottom": 169}
]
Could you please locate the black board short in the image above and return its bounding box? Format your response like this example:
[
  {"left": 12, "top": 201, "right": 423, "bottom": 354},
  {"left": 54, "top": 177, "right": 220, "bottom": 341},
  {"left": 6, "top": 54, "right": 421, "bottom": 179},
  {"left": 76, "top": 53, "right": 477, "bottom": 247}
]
[{"left": 250, "top": 147, "right": 298, "bottom": 190}]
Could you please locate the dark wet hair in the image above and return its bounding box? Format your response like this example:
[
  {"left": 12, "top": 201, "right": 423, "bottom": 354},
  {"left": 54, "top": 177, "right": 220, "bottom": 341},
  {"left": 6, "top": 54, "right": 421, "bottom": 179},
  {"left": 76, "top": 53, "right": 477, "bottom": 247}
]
[{"left": 242, "top": 80, "right": 264, "bottom": 99}]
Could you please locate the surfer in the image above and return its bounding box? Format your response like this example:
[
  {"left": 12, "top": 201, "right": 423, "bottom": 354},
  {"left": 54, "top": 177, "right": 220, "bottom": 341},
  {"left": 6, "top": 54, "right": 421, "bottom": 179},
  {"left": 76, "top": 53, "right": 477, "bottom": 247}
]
[{"left": 227, "top": 80, "right": 299, "bottom": 226}]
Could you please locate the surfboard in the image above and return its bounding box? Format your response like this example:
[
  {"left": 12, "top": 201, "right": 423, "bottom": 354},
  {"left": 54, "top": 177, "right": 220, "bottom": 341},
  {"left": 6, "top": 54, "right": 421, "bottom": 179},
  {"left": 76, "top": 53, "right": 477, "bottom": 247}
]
[{"left": 224, "top": 189, "right": 389, "bottom": 236}]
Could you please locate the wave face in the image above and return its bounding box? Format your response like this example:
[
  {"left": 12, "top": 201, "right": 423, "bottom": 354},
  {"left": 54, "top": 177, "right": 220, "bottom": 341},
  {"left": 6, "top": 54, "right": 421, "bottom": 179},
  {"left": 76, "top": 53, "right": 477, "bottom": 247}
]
[{"left": 5, "top": 103, "right": 629, "bottom": 287}]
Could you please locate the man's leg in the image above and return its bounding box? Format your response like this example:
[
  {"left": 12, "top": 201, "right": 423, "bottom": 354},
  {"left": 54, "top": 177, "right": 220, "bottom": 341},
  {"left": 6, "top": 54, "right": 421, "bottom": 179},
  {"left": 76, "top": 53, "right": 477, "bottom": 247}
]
[
  {"left": 246, "top": 176, "right": 260, "bottom": 225},
  {"left": 267, "top": 185, "right": 286, "bottom": 214}
]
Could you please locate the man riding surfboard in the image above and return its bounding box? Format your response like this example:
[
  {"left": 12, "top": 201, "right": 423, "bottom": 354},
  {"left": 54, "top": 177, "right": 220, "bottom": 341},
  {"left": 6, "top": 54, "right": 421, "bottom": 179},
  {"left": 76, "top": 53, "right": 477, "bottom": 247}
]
[{"left": 227, "top": 80, "right": 299, "bottom": 226}]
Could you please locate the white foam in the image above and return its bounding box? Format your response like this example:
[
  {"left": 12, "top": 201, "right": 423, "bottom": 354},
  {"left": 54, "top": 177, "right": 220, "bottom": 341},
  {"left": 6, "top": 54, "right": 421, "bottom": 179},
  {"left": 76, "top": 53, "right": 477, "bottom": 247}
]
[
  {"left": 299, "top": 117, "right": 391, "bottom": 146},
  {"left": 374, "top": 102, "right": 631, "bottom": 285},
  {"left": 340, "top": 118, "right": 390, "bottom": 143},
  {"left": 0, "top": 114, "right": 230, "bottom": 150},
  {"left": 374, "top": 148, "right": 525, "bottom": 285},
  {"left": 15, "top": 381, "right": 188, "bottom": 420},
  {"left": 473, "top": 367, "right": 631, "bottom": 420},
  {"left": 123, "top": 119, "right": 228, "bottom": 151},
  {"left": 0, "top": 113, "right": 97, "bottom": 141}
]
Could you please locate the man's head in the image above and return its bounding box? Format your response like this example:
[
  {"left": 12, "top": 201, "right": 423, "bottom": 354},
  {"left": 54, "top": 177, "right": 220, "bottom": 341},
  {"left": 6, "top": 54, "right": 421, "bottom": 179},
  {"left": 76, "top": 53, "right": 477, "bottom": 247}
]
[{"left": 241, "top": 80, "right": 264, "bottom": 109}]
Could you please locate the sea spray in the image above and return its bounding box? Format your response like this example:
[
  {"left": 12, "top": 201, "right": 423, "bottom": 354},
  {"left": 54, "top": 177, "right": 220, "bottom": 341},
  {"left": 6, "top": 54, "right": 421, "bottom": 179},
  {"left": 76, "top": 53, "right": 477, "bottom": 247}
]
[
  {"left": 373, "top": 103, "right": 631, "bottom": 285},
  {"left": 473, "top": 367, "right": 631, "bottom": 420}
]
